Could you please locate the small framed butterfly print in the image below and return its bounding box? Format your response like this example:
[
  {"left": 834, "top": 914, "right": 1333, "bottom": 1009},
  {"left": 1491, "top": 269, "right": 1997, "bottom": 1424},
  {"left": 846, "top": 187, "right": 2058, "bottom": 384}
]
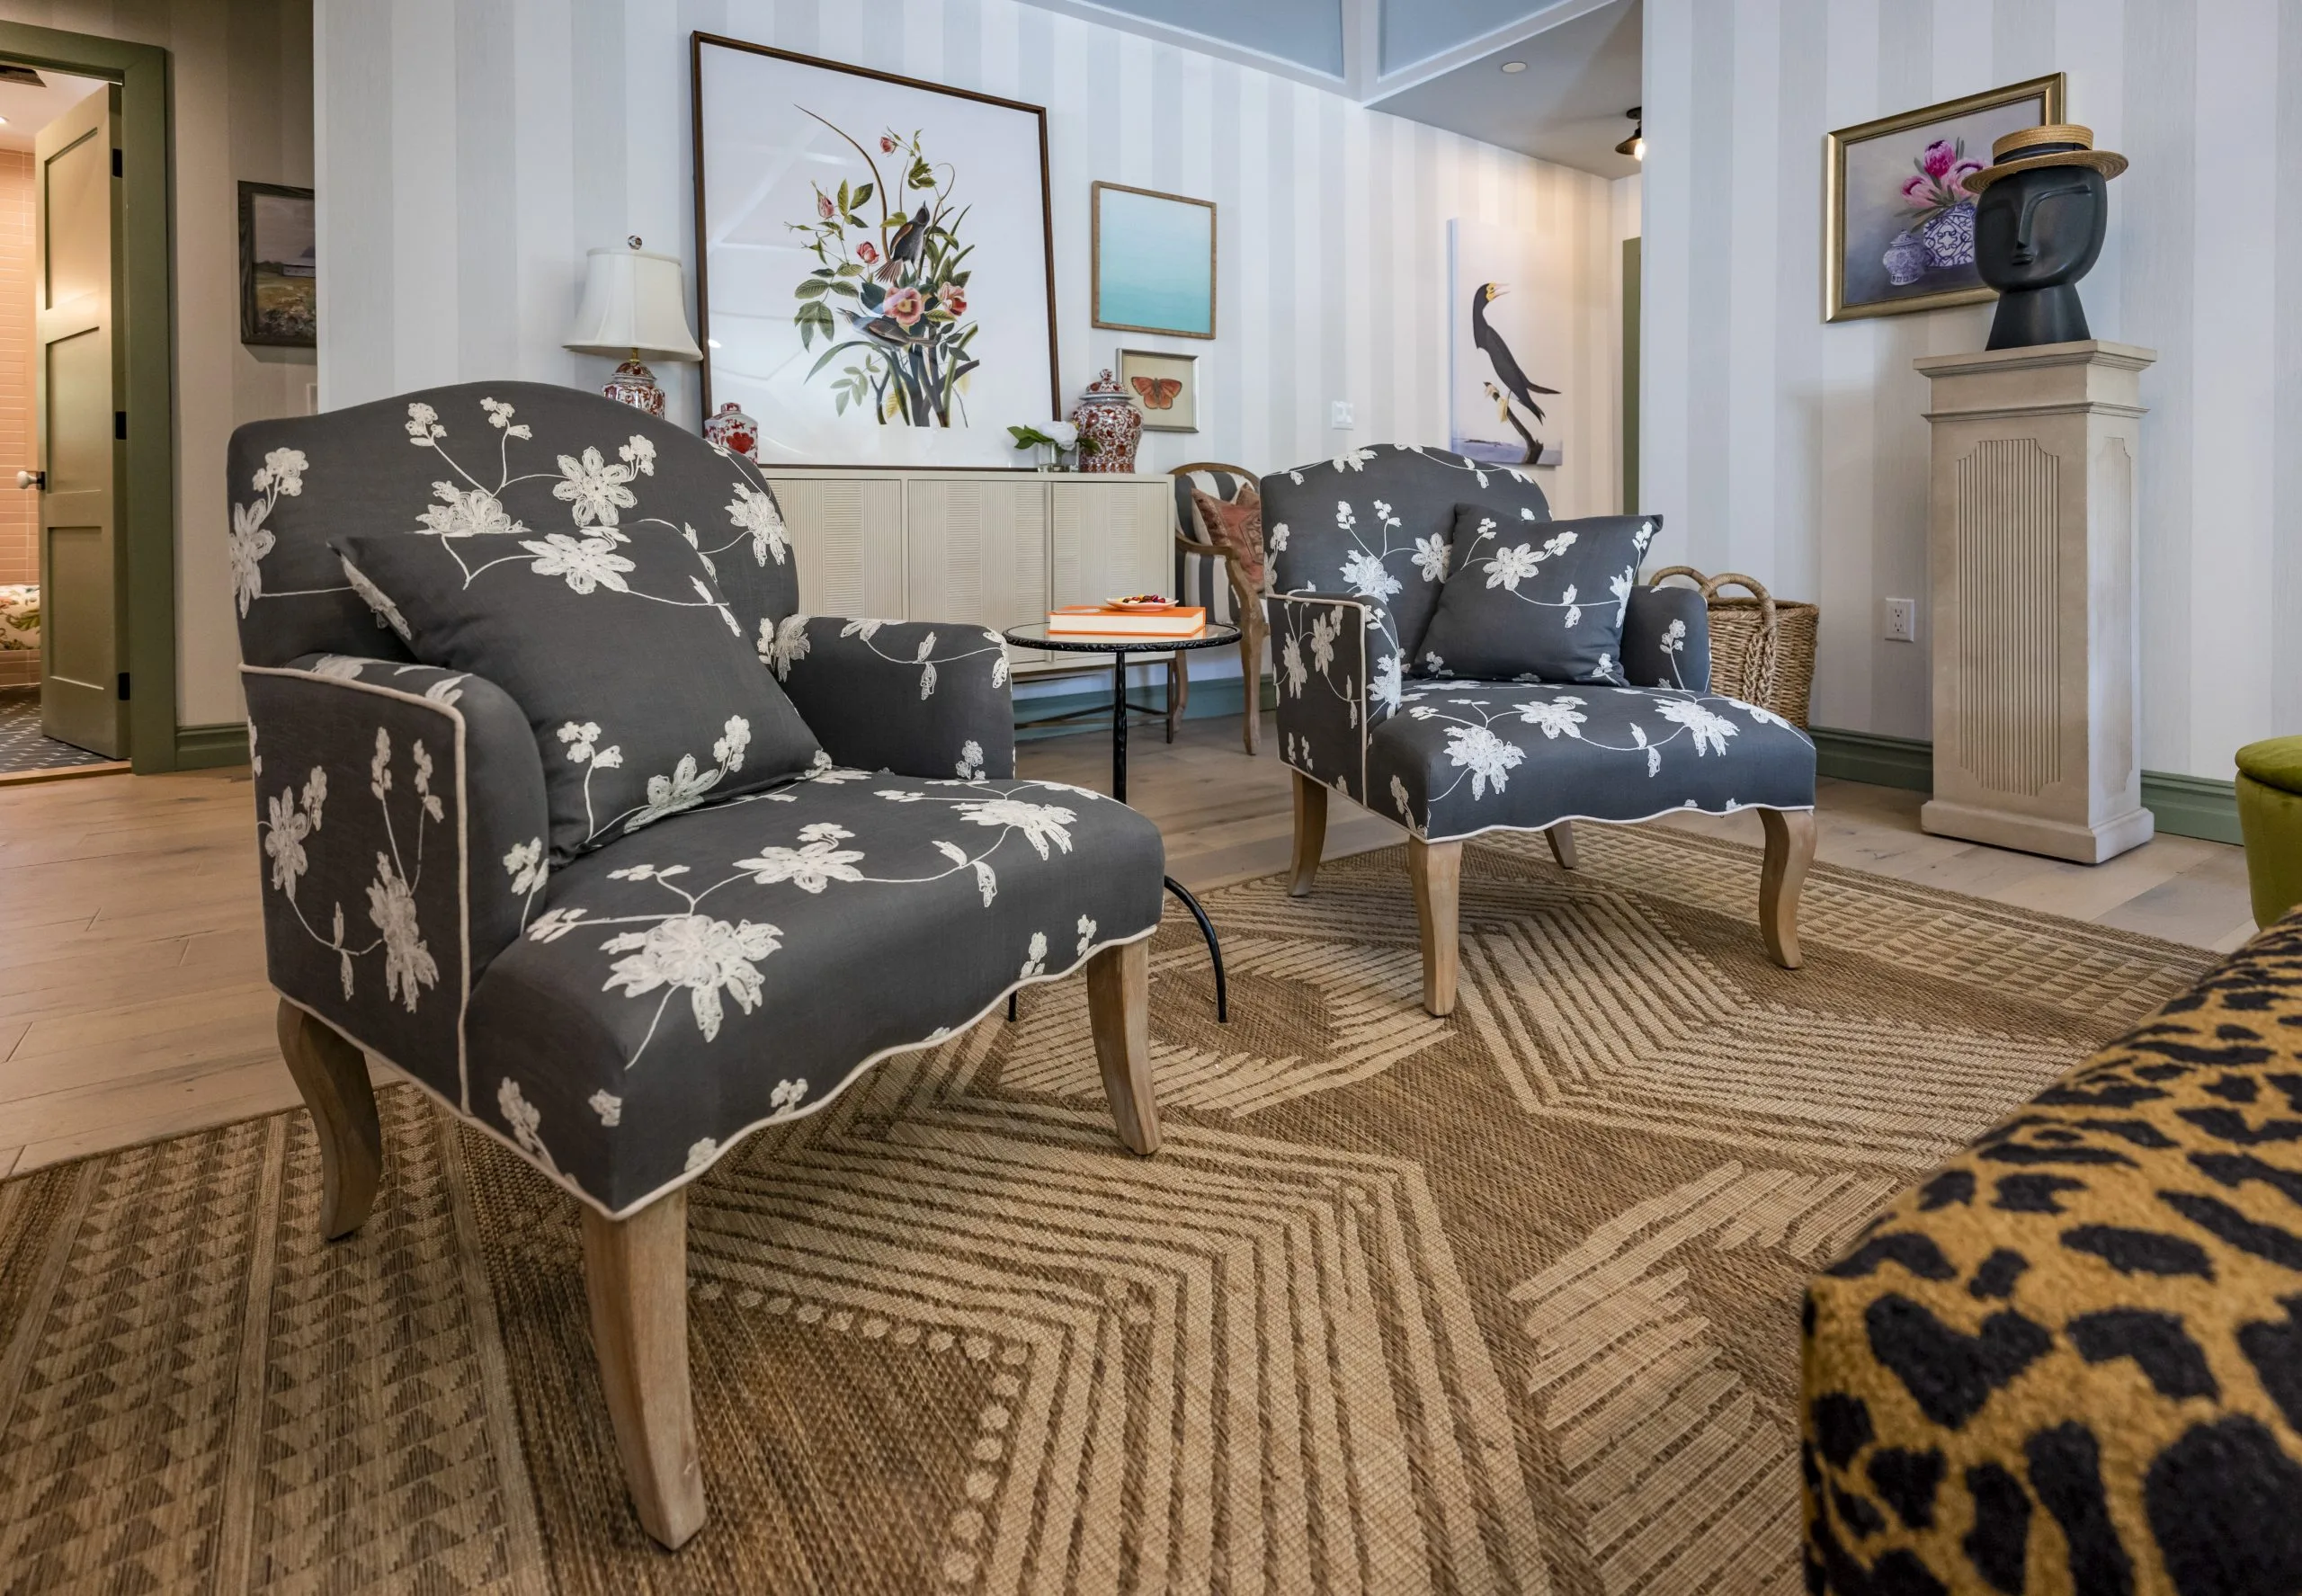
[{"left": 1120, "top": 348, "right": 1199, "bottom": 432}]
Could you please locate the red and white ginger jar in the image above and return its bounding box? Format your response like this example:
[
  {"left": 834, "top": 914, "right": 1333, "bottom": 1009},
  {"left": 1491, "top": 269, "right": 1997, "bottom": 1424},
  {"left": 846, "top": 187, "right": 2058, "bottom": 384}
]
[
  {"left": 704, "top": 400, "right": 759, "bottom": 461},
  {"left": 1070, "top": 369, "right": 1142, "bottom": 473}
]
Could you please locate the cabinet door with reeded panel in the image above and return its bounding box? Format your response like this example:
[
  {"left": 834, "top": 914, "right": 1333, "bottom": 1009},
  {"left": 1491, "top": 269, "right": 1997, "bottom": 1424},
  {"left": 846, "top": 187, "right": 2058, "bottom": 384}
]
[
  {"left": 1048, "top": 480, "right": 1171, "bottom": 611},
  {"left": 769, "top": 477, "right": 906, "bottom": 620},
  {"left": 903, "top": 479, "right": 1051, "bottom": 668}
]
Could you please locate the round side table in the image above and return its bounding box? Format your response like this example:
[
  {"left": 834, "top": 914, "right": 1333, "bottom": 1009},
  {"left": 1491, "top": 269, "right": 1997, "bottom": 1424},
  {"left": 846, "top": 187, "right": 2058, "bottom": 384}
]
[{"left": 1004, "top": 621, "right": 1244, "bottom": 1022}]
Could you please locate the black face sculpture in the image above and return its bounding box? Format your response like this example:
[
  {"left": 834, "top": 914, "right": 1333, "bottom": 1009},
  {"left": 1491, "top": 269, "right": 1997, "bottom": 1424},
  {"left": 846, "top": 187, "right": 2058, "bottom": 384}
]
[{"left": 1974, "top": 165, "right": 2109, "bottom": 349}]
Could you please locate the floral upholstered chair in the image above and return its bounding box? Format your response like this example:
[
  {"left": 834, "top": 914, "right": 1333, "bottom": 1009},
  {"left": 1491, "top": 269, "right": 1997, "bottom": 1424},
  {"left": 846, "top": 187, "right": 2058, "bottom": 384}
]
[
  {"left": 1263, "top": 445, "right": 1817, "bottom": 1015},
  {"left": 230, "top": 382, "right": 1165, "bottom": 1549}
]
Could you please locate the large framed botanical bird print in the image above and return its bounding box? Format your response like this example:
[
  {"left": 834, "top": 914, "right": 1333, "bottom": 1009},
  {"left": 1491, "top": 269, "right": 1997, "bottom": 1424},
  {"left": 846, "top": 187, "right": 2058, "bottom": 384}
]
[
  {"left": 691, "top": 34, "right": 1061, "bottom": 468},
  {"left": 1447, "top": 219, "right": 1564, "bottom": 469}
]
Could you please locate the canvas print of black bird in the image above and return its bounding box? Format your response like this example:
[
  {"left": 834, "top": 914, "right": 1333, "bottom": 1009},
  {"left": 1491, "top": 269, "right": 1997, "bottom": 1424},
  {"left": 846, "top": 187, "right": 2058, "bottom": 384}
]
[{"left": 1467, "top": 281, "right": 1558, "bottom": 465}]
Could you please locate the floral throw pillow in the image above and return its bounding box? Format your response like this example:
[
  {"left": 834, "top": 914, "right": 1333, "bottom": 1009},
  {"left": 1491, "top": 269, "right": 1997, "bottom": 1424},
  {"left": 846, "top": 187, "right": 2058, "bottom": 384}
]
[
  {"left": 1414, "top": 508, "right": 1658, "bottom": 684},
  {"left": 1189, "top": 483, "right": 1267, "bottom": 593},
  {"left": 335, "top": 523, "right": 823, "bottom": 864}
]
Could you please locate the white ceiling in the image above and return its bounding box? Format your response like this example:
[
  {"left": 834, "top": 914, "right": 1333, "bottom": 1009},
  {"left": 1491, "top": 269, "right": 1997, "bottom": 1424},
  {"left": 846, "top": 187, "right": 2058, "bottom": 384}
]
[
  {"left": 0, "top": 67, "right": 110, "bottom": 155},
  {"left": 1015, "top": 0, "right": 1644, "bottom": 177}
]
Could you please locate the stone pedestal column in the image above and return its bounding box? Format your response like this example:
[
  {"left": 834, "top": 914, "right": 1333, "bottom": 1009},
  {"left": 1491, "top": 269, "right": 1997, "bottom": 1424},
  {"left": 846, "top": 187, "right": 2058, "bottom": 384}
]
[{"left": 1914, "top": 339, "right": 2155, "bottom": 863}]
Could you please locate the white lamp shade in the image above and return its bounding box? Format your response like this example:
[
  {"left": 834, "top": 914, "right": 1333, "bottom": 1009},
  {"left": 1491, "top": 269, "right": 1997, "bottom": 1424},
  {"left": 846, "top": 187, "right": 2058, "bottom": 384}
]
[{"left": 564, "top": 245, "right": 702, "bottom": 362}]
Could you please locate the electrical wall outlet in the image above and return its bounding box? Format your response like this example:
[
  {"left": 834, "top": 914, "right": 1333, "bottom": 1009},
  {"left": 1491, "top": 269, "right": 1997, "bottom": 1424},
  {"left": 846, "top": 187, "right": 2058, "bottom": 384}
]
[
  {"left": 1883, "top": 597, "right": 1918, "bottom": 642},
  {"left": 1330, "top": 399, "right": 1354, "bottom": 429}
]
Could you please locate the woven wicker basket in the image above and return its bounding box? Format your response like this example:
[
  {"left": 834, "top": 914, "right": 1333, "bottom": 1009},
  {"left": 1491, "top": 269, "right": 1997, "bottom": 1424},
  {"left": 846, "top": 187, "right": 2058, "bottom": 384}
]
[{"left": 1647, "top": 566, "right": 1818, "bottom": 728}]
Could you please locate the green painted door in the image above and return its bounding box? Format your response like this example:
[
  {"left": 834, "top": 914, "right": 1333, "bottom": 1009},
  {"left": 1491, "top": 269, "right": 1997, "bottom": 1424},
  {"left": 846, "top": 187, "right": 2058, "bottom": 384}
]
[{"left": 35, "top": 84, "right": 124, "bottom": 759}]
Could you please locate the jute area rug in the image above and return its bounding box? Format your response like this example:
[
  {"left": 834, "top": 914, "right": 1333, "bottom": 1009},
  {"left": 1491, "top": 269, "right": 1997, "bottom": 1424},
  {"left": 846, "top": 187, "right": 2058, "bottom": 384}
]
[{"left": 0, "top": 826, "right": 2215, "bottom": 1595}]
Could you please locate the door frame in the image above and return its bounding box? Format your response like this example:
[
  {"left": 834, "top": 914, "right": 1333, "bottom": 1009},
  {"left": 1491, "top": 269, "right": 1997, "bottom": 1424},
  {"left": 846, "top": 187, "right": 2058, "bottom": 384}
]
[{"left": 0, "top": 22, "right": 174, "bottom": 772}]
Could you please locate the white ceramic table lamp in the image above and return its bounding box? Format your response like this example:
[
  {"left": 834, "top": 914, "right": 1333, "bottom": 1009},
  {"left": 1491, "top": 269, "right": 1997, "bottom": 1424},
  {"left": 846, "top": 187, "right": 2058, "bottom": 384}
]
[{"left": 564, "top": 236, "right": 702, "bottom": 416}]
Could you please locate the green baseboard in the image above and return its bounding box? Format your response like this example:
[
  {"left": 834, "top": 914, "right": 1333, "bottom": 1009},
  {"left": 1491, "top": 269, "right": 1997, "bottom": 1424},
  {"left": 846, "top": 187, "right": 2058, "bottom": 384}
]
[
  {"left": 2138, "top": 771, "right": 2244, "bottom": 845},
  {"left": 174, "top": 721, "right": 250, "bottom": 769},
  {"left": 1014, "top": 673, "right": 1274, "bottom": 742},
  {"left": 1808, "top": 725, "right": 2241, "bottom": 845},
  {"left": 1810, "top": 727, "right": 1932, "bottom": 791}
]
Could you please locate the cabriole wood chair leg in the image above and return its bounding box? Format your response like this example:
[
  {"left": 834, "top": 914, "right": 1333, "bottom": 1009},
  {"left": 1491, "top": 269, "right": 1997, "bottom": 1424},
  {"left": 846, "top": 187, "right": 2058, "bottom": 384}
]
[
  {"left": 1408, "top": 838, "right": 1464, "bottom": 1017},
  {"left": 582, "top": 1190, "right": 708, "bottom": 1550},
  {"left": 276, "top": 1000, "right": 382, "bottom": 1240},
  {"left": 1085, "top": 940, "right": 1160, "bottom": 1155},
  {"left": 1166, "top": 653, "right": 1187, "bottom": 743},
  {"left": 1547, "top": 822, "right": 1578, "bottom": 869},
  {"left": 1759, "top": 807, "right": 1817, "bottom": 969},
  {"left": 1289, "top": 771, "right": 1328, "bottom": 897}
]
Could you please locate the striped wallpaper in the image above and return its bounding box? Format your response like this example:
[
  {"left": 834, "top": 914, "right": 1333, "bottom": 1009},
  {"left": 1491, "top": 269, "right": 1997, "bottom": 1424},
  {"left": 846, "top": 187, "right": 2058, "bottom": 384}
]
[
  {"left": 1640, "top": 0, "right": 2297, "bottom": 781},
  {"left": 316, "top": 0, "right": 1625, "bottom": 542}
]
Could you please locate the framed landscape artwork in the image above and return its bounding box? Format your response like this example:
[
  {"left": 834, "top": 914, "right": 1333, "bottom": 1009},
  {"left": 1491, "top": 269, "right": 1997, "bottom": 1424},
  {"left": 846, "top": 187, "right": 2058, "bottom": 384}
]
[
  {"left": 1825, "top": 74, "right": 2064, "bottom": 322},
  {"left": 1120, "top": 348, "right": 1197, "bottom": 432},
  {"left": 239, "top": 182, "right": 315, "bottom": 348},
  {"left": 691, "top": 34, "right": 1060, "bottom": 468},
  {"left": 1092, "top": 183, "right": 1216, "bottom": 339}
]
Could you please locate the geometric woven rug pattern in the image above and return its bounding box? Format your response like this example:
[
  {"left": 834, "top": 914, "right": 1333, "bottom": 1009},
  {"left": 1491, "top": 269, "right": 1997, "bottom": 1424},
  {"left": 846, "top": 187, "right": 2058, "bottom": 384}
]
[{"left": 0, "top": 826, "right": 2216, "bottom": 1594}]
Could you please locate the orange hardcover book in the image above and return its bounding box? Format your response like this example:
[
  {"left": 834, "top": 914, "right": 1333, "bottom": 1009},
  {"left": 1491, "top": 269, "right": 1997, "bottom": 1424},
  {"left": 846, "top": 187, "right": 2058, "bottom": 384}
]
[{"left": 1046, "top": 604, "right": 1207, "bottom": 638}]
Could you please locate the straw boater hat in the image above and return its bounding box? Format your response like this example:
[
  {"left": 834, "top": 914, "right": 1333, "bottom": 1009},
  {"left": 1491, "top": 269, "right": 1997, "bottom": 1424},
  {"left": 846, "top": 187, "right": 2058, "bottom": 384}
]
[{"left": 1960, "top": 124, "right": 2128, "bottom": 194}]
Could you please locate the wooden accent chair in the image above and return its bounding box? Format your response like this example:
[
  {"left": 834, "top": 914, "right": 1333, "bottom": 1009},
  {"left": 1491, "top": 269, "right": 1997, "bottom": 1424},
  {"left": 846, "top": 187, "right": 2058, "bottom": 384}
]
[
  {"left": 229, "top": 382, "right": 1166, "bottom": 1549},
  {"left": 1262, "top": 446, "right": 1818, "bottom": 1016},
  {"left": 1169, "top": 461, "right": 1270, "bottom": 753}
]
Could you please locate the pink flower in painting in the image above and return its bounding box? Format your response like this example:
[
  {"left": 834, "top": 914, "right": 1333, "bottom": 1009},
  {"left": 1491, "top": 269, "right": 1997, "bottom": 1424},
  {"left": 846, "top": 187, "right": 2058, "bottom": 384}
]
[
  {"left": 1921, "top": 139, "right": 1958, "bottom": 179},
  {"left": 856, "top": 241, "right": 879, "bottom": 265},
  {"left": 1954, "top": 159, "right": 1985, "bottom": 183},
  {"left": 816, "top": 192, "right": 834, "bottom": 220},
  {"left": 935, "top": 282, "right": 966, "bottom": 317},
  {"left": 884, "top": 286, "right": 924, "bottom": 327},
  {"left": 879, "top": 134, "right": 897, "bottom": 154},
  {"left": 1901, "top": 174, "right": 1934, "bottom": 205}
]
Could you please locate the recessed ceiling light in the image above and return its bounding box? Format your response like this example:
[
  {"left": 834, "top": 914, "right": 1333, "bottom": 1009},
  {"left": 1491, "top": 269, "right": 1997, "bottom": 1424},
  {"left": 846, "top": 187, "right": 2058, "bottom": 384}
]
[
  {"left": 1500, "top": 60, "right": 1526, "bottom": 74},
  {"left": 0, "top": 118, "right": 11, "bottom": 127}
]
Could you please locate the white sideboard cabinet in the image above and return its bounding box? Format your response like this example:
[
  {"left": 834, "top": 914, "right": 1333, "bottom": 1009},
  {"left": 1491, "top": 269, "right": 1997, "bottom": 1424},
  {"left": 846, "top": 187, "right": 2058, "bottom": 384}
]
[{"left": 764, "top": 470, "right": 1173, "bottom": 678}]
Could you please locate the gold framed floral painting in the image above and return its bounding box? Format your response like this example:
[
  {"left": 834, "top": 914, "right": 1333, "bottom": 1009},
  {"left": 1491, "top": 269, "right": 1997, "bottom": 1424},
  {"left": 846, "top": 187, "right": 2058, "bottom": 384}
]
[{"left": 1824, "top": 74, "right": 2064, "bottom": 322}]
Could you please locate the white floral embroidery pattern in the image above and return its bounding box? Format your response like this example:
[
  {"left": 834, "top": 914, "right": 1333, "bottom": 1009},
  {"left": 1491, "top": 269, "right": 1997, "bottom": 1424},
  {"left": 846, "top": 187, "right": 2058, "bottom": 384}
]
[
  {"left": 734, "top": 823, "right": 865, "bottom": 893},
  {"left": 603, "top": 914, "right": 783, "bottom": 1046},
  {"left": 228, "top": 446, "right": 306, "bottom": 617},
  {"left": 255, "top": 725, "right": 442, "bottom": 1012}
]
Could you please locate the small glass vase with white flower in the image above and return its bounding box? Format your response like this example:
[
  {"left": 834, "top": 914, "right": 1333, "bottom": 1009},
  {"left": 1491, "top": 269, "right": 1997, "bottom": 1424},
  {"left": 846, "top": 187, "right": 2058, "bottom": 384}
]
[{"left": 1006, "top": 421, "right": 1093, "bottom": 473}]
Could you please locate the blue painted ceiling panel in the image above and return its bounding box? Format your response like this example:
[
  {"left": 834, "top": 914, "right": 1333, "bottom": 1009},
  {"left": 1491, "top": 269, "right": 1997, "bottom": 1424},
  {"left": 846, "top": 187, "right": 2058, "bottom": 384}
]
[
  {"left": 1084, "top": 0, "right": 1345, "bottom": 76},
  {"left": 1380, "top": 0, "right": 1569, "bottom": 73}
]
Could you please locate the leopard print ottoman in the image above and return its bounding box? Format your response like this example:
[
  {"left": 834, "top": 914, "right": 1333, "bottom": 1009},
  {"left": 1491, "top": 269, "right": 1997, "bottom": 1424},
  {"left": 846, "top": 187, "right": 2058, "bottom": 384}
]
[{"left": 1803, "top": 913, "right": 2302, "bottom": 1595}]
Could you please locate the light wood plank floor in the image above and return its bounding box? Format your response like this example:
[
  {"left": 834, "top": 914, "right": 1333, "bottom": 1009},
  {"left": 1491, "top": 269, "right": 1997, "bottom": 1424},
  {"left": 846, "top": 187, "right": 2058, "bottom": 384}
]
[{"left": 0, "top": 713, "right": 2255, "bottom": 1178}]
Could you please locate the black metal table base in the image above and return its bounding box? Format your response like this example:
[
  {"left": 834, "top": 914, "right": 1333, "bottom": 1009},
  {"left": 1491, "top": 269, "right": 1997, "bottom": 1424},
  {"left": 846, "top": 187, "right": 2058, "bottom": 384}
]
[
  {"left": 1004, "top": 649, "right": 1232, "bottom": 1025},
  {"left": 1164, "top": 876, "right": 1227, "bottom": 1021}
]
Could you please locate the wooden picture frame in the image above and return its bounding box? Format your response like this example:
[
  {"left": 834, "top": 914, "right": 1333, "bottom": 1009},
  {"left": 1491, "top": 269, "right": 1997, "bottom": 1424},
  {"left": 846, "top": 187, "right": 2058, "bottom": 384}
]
[
  {"left": 1824, "top": 74, "right": 2064, "bottom": 323},
  {"left": 1092, "top": 182, "right": 1217, "bottom": 340},
  {"left": 238, "top": 181, "right": 315, "bottom": 348},
  {"left": 1119, "top": 348, "right": 1198, "bottom": 432},
  {"left": 691, "top": 33, "right": 1061, "bottom": 468}
]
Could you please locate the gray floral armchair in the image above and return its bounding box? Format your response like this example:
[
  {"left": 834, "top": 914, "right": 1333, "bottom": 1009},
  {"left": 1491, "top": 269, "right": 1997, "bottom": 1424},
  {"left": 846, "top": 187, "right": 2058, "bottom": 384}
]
[
  {"left": 1263, "top": 445, "right": 1817, "bottom": 1015},
  {"left": 230, "top": 382, "right": 1166, "bottom": 1549}
]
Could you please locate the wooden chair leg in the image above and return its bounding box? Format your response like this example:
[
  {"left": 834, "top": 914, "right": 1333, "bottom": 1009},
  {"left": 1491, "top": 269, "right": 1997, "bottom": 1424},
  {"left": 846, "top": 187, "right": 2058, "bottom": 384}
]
[
  {"left": 1546, "top": 821, "right": 1578, "bottom": 870},
  {"left": 1289, "top": 771, "right": 1328, "bottom": 898},
  {"left": 1239, "top": 619, "right": 1263, "bottom": 755},
  {"left": 582, "top": 1190, "right": 708, "bottom": 1549},
  {"left": 1759, "top": 807, "right": 1817, "bottom": 970},
  {"left": 1165, "top": 652, "right": 1187, "bottom": 744},
  {"left": 1408, "top": 838, "right": 1464, "bottom": 1017},
  {"left": 1085, "top": 940, "right": 1160, "bottom": 1155},
  {"left": 276, "top": 1000, "right": 382, "bottom": 1240}
]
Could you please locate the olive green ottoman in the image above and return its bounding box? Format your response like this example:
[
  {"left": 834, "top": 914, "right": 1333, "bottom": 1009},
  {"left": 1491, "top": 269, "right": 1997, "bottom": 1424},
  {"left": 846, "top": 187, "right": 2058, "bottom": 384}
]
[{"left": 2237, "top": 736, "right": 2302, "bottom": 927}]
